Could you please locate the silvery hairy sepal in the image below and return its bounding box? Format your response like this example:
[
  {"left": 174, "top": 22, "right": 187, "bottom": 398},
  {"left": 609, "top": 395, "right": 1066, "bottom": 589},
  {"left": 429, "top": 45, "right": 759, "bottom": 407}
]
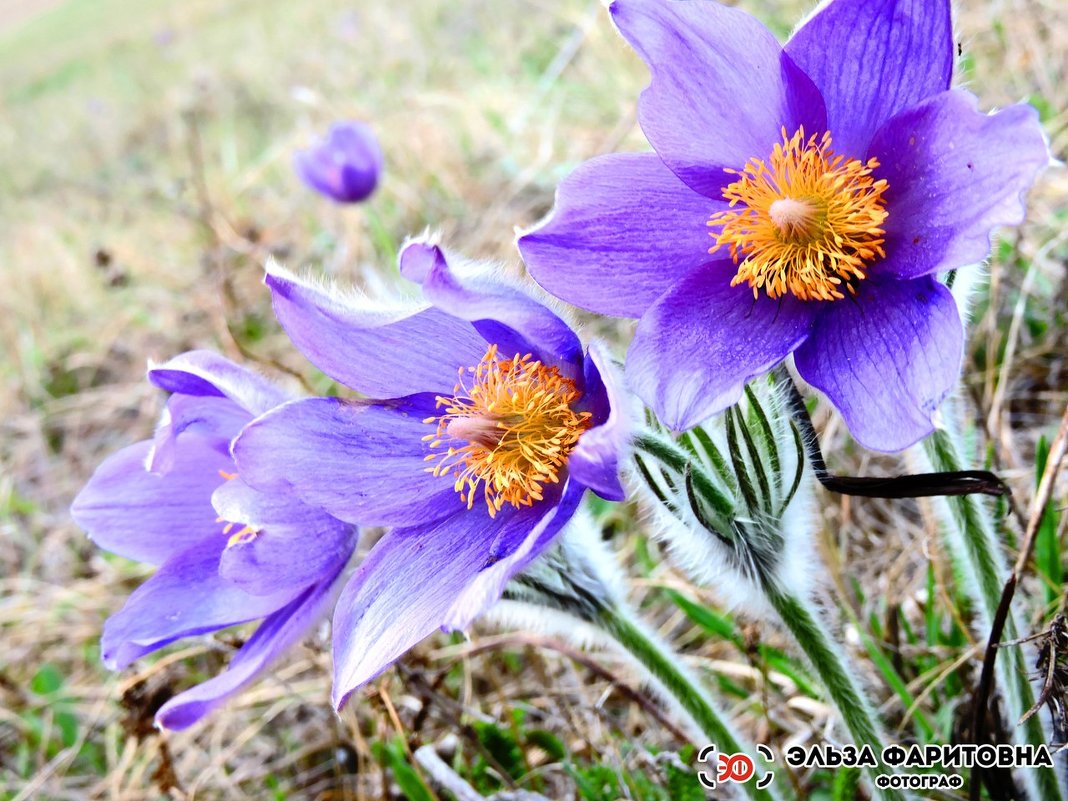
[
  {"left": 635, "top": 377, "right": 902, "bottom": 798},
  {"left": 492, "top": 509, "right": 782, "bottom": 793},
  {"left": 632, "top": 376, "right": 817, "bottom": 614},
  {"left": 491, "top": 509, "right": 626, "bottom": 644}
]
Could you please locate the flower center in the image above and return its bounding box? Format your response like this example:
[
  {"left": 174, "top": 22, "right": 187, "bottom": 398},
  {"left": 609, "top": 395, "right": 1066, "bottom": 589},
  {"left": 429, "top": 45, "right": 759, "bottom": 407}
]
[
  {"left": 707, "top": 127, "right": 889, "bottom": 302},
  {"left": 423, "top": 344, "right": 591, "bottom": 517}
]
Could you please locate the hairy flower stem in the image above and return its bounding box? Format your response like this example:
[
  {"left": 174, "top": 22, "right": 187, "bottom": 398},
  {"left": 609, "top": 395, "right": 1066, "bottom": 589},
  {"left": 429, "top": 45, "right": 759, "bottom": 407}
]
[
  {"left": 920, "top": 404, "right": 1061, "bottom": 801},
  {"left": 598, "top": 605, "right": 782, "bottom": 801},
  {"left": 505, "top": 526, "right": 781, "bottom": 799},
  {"left": 763, "top": 585, "right": 904, "bottom": 801},
  {"left": 635, "top": 394, "right": 898, "bottom": 799}
]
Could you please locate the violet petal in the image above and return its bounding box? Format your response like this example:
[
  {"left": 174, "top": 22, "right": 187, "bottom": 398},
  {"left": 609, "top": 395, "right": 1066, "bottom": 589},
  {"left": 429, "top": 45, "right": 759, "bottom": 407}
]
[
  {"left": 214, "top": 478, "right": 357, "bottom": 596},
  {"left": 148, "top": 350, "right": 291, "bottom": 418},
  {"left": 786, "top": 0, "right": 953, "bottom": 157},
  {"left": 233, "top": 396, "right": 461, "bottom": 528},
  {"left": 609, "top": 0, "right": 825, "bottom": 197},
  {"left": 400, "top": 240, "right": 583, "bottom": 370},
  {"left": 872, "top": 90, "right": 1049, "bottom": 280},
  {"left": 70, "top": 438, "right": 231, "bottom": 566},
  {"left": 330, "top": 500, "right": 562, "bottom": 708},
  {"left": 101, "top": 537, "right": 301, "bottom": 670},
  {"left": 146, "top": 394, "right": 248, "bottom": 474},
  {"left": 155, "top": 566, "right": 345, "bottom": 729},
  {"left": 265, "top": 266, "right": 488, "bottom": 398},
  {"left": 518, "top": 152, "right": 720, "bottom": 317},
  {"left": 627, "top": 265, "right": 817, "bottom": 431},
  {"left": 569, "top": 344, "right": 628, "bottom": 501},
  {"left": 793, "top": 276, "right": 963, "bottom": 452},
  {"left": 440, "top": 481, "right": 586, "bottom": 631}
]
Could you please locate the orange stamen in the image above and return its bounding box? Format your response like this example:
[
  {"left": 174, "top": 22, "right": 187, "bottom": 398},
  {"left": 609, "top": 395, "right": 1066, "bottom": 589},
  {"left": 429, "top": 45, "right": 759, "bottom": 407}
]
[
  {"left": 708, "top": 126, "right": 889, "bottom": 302},
  {"left": 423, "top": 344, "right": 591, "bottom": 517},
  {"left": 216, "top": 517, "right": 259, "bottom": 547}
]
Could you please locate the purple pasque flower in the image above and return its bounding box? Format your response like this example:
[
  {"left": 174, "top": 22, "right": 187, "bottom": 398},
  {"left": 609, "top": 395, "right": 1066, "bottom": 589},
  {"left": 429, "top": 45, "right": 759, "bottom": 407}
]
[
  {"left": 294, "top": 121, "right": 382, "bottom": 203},
  {"left": 232, "top": 238, "right": 628, "bottom": 708},
  {"left": 70, "top": 351, "right": 356, "bottom": 730},
  {"left": 517, "top": 0, "right": 1049, "bottom": 452}
]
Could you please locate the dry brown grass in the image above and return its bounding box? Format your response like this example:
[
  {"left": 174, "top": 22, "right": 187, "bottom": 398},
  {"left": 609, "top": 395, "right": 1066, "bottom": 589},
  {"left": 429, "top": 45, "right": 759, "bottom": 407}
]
[{"left": 1, "top": 0, "right": 1066, "bottom": 799}]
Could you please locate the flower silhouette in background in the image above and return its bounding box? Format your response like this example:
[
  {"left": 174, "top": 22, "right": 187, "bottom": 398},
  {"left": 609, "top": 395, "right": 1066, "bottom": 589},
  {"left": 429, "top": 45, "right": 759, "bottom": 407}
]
[
  {"left": 233, "top": 238, "right": 628, "bottom": 708},
  {"left": 518, "top": 0, "right": 1049, "bottom": 451},
  {"left": 71, "top": 351, "right": 356, "bottom": 729},
  {"left": 294, "top": 120, "right": 382, "bottom": 203}
]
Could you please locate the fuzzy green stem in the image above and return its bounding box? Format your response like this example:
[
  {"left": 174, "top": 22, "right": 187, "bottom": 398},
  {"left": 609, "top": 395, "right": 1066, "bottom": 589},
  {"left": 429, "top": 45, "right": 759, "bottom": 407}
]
[
  {"left": 600, "top": 605, "right": 782, "bottom": 801},
  {"left": 922, "top": 408, "right": 1061, "bottom": 801},
  {"left": 763, "top": 586, "right": 905, "bottom": 801},
  {"left": 923, "top": 430, "right": 1007, "bottom": 626}
]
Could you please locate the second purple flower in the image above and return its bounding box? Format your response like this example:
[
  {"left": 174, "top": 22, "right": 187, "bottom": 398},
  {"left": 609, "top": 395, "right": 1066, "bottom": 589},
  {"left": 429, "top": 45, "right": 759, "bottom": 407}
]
[{"left": 233, "top": 239, "right": 628, "bottom": 708}]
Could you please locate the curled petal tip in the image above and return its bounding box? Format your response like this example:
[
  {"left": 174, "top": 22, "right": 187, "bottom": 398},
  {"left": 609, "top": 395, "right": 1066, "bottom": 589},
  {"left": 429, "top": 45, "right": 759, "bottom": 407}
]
[{"left": 398, "top": 239, "right": 446, "bottom": 283}]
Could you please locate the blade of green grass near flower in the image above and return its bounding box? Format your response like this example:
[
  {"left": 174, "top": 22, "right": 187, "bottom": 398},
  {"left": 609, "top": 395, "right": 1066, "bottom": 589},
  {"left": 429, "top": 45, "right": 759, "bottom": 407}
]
[
  {"left": 832, "top": 765, "right": 862, "bottom": 801},
  {"left": 911, "top": 570, "right": 970, "bottom": 712},
  {"left": 373, "top": 736, "right": 438, "bottom": 801},
  {"left": 25, "top": 664, "right": 80, "bottom": 758},
  {"left": 925, "top": 563, "right": 940, "bottom": 654},
  {"left": 1034, "top": 436, "right": 1062, "bottom": 610},
  {"left": 568, "top": 754, "right": 707, "bottom": 801},
  {"left": 365, "top": 205, "right": 399, "bottom": 268},
  {"left": 844, "top": 581, "right": 936, "bottom": 742},
  {"left": 663, "top": 588, "right": 819, "bottom": 698},
  {"left": 471, "top": 717, "right": 531, "bottom": 790},
  {"left": 919, "top": 563, "right": 972, "bottom": 667},
  {"left": 661, "top": 754, "right": 708, "bottom": 801},
  {"left": 920, "top": 409, "right": 1062, "bottom": 801}
]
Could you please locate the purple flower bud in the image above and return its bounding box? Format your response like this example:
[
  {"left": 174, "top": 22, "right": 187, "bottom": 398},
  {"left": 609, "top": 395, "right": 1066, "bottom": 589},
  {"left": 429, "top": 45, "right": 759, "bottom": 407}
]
[{"left": 294, "top": 121, "right": 382, "bottom": 203}]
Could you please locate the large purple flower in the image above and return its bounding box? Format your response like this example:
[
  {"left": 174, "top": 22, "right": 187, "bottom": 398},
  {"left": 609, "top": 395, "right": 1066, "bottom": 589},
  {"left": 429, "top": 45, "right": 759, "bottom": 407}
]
[
  {"left": 70, "top": 351, "right": 356, "bottom": 729},
  {"left": 233, "top": 239, "right": 628, "bottom": 708},
  {"left": 517, "top": 0, "right": 1049, "bottom": 452}
]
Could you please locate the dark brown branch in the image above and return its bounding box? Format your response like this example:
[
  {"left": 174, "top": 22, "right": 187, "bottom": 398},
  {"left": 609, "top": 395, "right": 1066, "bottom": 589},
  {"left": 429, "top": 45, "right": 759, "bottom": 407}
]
[
  {"left": 968, "top": 403, "right": 1068, "bottom": 799},
  {"left": 779, "top": 370, "right": 1008, "bottom": 499}
]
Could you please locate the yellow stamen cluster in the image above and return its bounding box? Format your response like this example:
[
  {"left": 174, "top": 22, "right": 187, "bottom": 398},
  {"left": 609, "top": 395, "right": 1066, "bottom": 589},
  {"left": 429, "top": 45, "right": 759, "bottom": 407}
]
[
  {"left": 707, "top": 126, "right": 890, "bottom": 302},
  {"left": 423, "top": 344, "right": 591, "bottom": 517}
]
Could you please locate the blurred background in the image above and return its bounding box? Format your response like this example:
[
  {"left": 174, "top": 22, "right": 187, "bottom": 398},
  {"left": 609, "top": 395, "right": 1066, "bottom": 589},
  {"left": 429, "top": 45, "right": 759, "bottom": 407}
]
[{"left": 1, "top": 0, "right": 1065, "bottom": 798}]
